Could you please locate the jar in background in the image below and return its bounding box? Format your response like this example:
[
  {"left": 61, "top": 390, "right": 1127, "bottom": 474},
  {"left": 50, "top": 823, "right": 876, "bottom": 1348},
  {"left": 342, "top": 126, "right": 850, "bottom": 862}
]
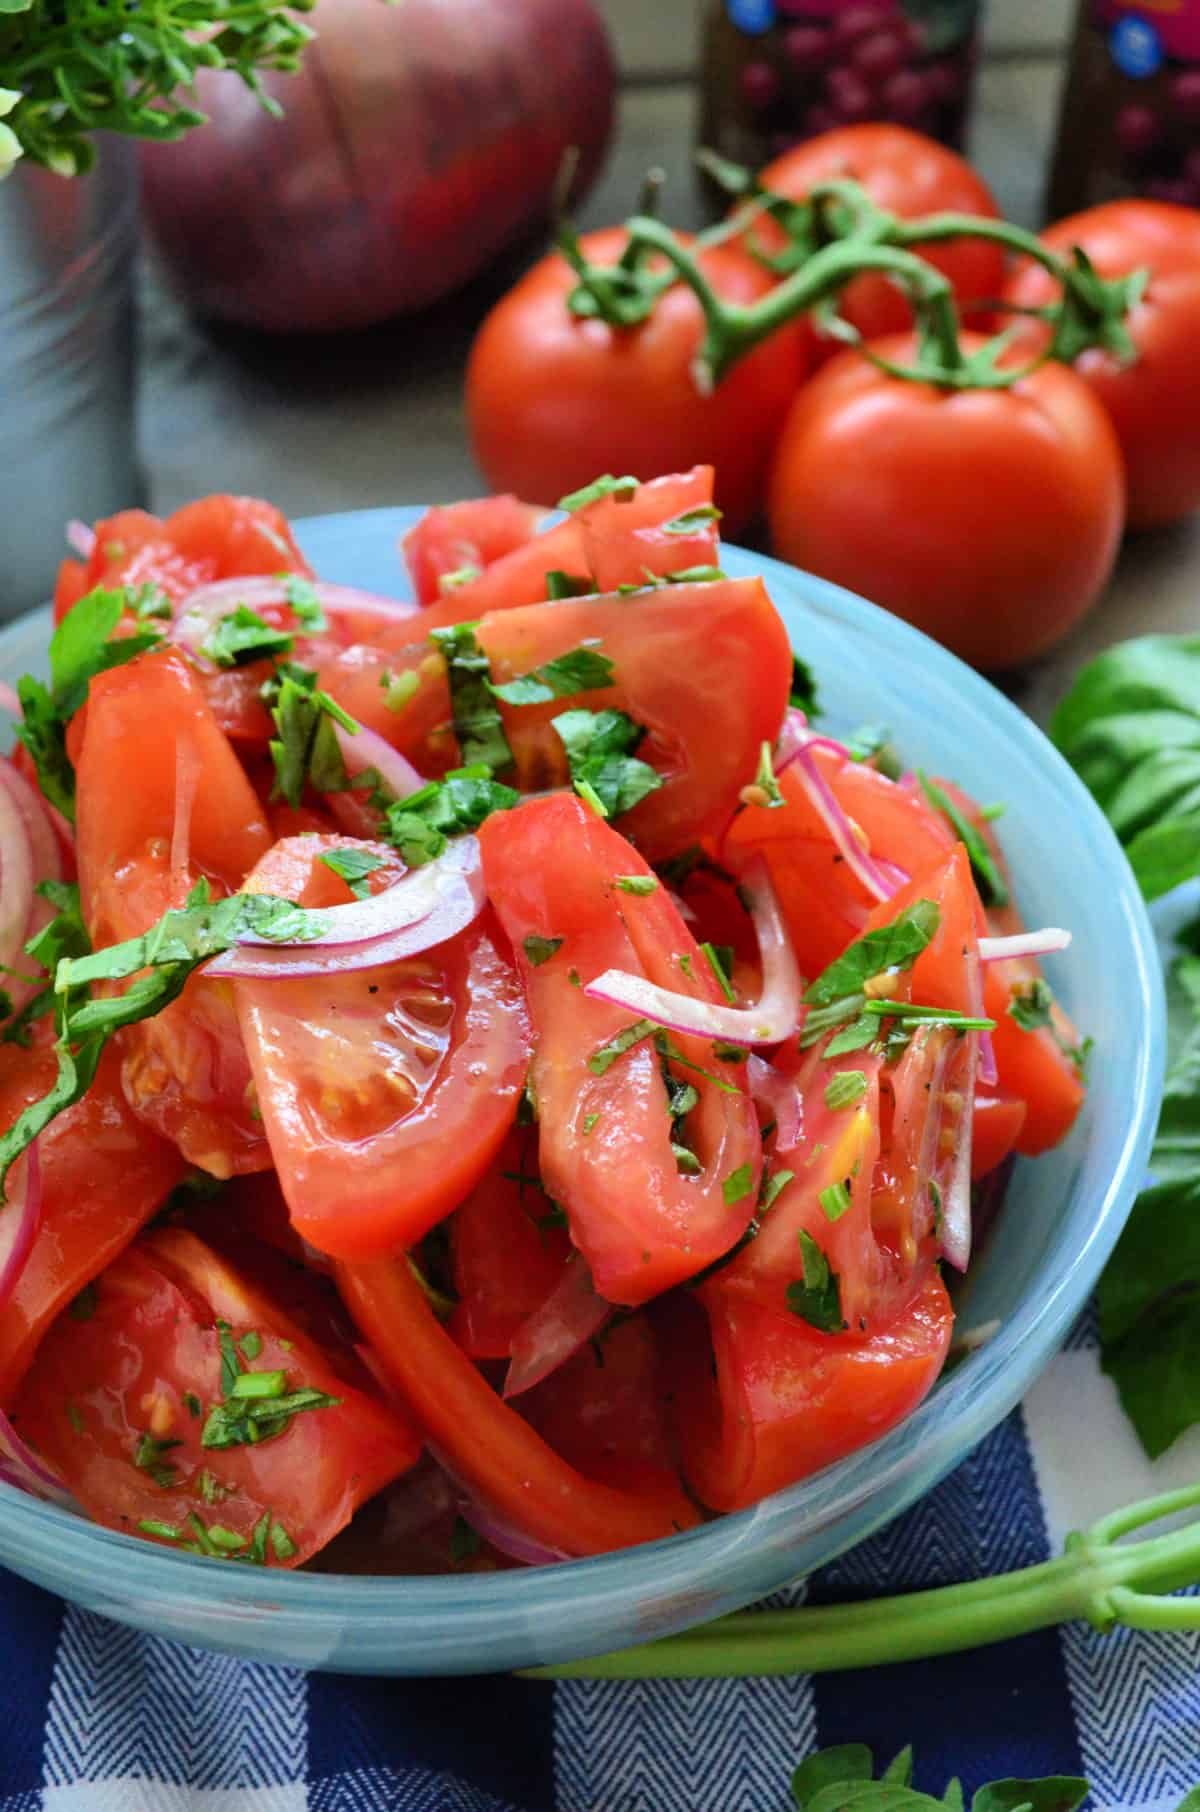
[
  {"left": 698, "top": 1, "right": 984, "bottom": 200},
  {"left": 1048, "top": 2, "right": 1200, "bottom": 216}
]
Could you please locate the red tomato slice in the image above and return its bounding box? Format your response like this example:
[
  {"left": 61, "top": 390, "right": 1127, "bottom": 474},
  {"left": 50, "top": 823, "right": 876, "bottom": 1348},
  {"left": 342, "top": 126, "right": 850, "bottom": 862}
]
[
  {"left": 163, "top": 494, "right": 312, "bottom": 580},
  {"left": 517, "top": 1314, "right": 678, "bottom": 1493},
  {"left": 52, "top": 557, "right": 90, "bottom": 622},
  {"left": 477, "top": 576, "right": 791, "bottom": 861},
  {"left": 403, "top": 496, "right": 547, "bottom": 606},
  {"left": 577, "top": 467, "right": 719, "bottom": 592},
  {"left": 13, "top": 1230, "right": 420, "bottom": 1565},
  {"left": 416, "top": 516, "right": 591, "bottom": 631},
  {"left": 448, "top": 1128, "right": 572, "bottom": 1360},
  {"left": 0, "top": 1042, "right": 184, "bottom": 1406},
  {"left": 661, "top": 1269, "right": 953, "bottom": 1513},
  {"left": 336, "top": 1254, "right": 698, "bottom": 1555},
  {"left": 479, "top": 794, "right": 762, "bottom": 1305},
  {"left": 233, "top": 835, "right": 532, "bottom": 1259},
  {"left": 971, "top": 1088, "right": 1027, "bottom": 1180},
  {"left": 316, "top": 641, "right": 457, "bottom": 777},
  {"left": 76, "top": 650, "right": 275, "bottom": 1176}
]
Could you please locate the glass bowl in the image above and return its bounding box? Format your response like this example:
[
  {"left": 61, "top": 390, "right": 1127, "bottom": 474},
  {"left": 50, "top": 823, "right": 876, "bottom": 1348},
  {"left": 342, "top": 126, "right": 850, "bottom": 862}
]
[{"left": 0, "top": 514, "right": 1164, "bottom": 1675}]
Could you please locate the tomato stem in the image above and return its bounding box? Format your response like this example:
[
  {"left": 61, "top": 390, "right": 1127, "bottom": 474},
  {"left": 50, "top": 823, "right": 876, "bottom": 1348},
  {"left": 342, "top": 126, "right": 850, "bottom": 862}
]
[{"left": 521, "top": 1480, "right": 1200, "bottom": 1680}]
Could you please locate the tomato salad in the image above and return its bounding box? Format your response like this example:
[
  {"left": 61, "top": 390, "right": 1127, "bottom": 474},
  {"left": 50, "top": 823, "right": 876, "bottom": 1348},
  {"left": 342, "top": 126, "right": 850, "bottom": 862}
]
[{"left": 0, "top": 474, "right": 1087, "bottom": 1572}]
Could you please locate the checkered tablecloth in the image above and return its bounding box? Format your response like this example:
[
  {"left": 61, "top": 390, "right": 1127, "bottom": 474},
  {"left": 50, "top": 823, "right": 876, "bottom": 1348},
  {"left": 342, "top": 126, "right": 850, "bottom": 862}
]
[{"left": 3, "top": 1301, "right": 1199, "bottom": 1812}]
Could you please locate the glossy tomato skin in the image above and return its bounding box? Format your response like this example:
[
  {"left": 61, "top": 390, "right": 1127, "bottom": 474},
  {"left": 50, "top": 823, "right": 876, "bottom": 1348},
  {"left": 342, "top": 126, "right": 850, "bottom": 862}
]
[
  {"left": 479, "top": 795, "right": 762, "bottom": 1306},
  {"left": 0, "top": 1042, "right": 185, "bottom": 1406},
  {"left": 233, "top": 836, "right": 532, "bottom": 1259},
  {"left": 14, "top": 1230, "right": 420, "bottom": 1565},
  {"left": 660, "top": 1269, "right": 953, "bottom": 1513},
  {"left": 754, "top": 126, "right": 1003, "bottom": 351},
  {"left": 767, "top": 333, "right": 1126, "bottom": 669},
  {"left": 1005, "top": 202, "right": 1200, "bottom": 530},
  {"left": 402, "top": 496, "right": 546, "bottom": 605},
  {"left": 466, "top": 228, "right": 807, "bottom": 536}
]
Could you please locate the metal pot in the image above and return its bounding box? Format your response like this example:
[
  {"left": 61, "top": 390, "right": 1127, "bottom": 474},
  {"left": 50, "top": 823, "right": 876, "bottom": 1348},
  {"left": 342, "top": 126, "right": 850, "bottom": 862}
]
[{"left": 0, "top": 134, "right": 142, "bottom": 619}]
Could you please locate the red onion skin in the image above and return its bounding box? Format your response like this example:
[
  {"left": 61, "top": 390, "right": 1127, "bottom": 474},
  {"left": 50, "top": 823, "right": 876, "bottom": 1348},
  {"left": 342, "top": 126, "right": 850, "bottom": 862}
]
[
  {"left": 503, "top": 1256, "right": 610, "bottom": 1400},
  {"left": 139, "top": 0, "right": 615, "bottom": 333},
  {"left": 0, "top": 1147, "right": 41, "bottom": 1318}
]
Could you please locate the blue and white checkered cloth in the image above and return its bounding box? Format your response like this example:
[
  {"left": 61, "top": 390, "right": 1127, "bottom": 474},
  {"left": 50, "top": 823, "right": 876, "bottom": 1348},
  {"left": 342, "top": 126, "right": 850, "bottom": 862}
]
[{"left": 3, "top": 1306, "right": 1200, "bottom": 1812}]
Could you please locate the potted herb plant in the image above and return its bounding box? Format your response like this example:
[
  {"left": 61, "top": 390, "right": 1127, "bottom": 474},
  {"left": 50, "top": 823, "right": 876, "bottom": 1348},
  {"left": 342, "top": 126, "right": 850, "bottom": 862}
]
[{"left": 0, "top": 0, "right": 312, "bottom": 617}]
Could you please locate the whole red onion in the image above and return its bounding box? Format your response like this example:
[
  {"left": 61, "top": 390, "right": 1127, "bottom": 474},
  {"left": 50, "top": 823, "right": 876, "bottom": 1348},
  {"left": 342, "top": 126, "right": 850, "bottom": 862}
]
[{"left": 139, "top": 0, "right": 616, "bottom": 333}]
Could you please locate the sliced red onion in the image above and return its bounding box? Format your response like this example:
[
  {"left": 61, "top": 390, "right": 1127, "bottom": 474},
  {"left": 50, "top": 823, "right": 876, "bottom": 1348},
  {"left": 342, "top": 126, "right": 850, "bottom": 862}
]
[
  {"left": 171, "top": 576, "right": 420, "bottom": 666},
  {"left": 0, "top": 1409, "right": 74, "bottom": 1510},
  {"left": 504, "top": 1255, "right": 611, "bottom": 1400},
  {"left": 782, "top": 745, "right": 897, "bottom": 905},
  {"left": 939, "top": 936, "right": 985, "bottom": 1272},
  {"left": 584, "top": 859, "right": 802, "bottom": 1047},
  {"left": 455, "top": 1490, "right": 569, "bottom": 1568},
  {"left": 170, "top": 739, "right": 202, "bottom": 883},
  {"left": 747, "top": 1054, "right": 803, "bottom": 1149},
  {"left": 979, "top": 928, "right": 1072, "bottom": 962},
  {"left": 0, "top": 772, "right": 34, "bottom": 977},
  {"left": 333, "top": 720, "right": 426, "bottom": 803},
  {"left": 204, "top": 836, "right": 485, "bottom": 980},
  {"left": 0, "top": 1145, "right": 41, "bottom": 1314},
  {"left": 0, "top": 681, "right": 21, "bottom": 717},
  {"left": 978, "top": 1030, "right": 998, "bottom": 1089},
  {"left": 775, "top": 708, "right": 850, "bottom": 767},
  {"left": 65, "top": 518, "right": 95, "bottom": 558},
  {"left": 0, "top": 758, "right": 62, "bottom": 888}
]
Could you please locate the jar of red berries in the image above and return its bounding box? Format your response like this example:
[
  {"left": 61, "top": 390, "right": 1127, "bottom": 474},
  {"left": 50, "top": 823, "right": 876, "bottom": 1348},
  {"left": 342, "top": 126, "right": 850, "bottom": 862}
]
[
  {"left": 1048, "top": 2, "right": 1200, "bottom": 215},
  {"left": 698, "top": 1, "right": 984, "bottom": 197}
]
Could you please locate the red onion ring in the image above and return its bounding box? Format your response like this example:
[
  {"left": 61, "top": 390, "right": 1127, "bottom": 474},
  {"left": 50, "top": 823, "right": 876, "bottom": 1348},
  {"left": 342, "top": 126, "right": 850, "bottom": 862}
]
[
  {"left": 979, "top": 928, "right": 1072, "bottom": 962},
  {"left": 0, "top": 1145, "right": 41, "bottom": 1315},
  {"left": 503, "top": 1255, "right": 611, "bottom": 1400},
  {"left": 0, "top": 758, "right": 61, "bottom": 888},
  {"left": 171, "top": 576, "right": 420, "bottom": 667},
  {"left": 204, "top": 836, "right": 486, "bottom": 980},
  {"left": 780, "top": 745, "right": 897, "bottom": 905},
  {"left": 0, "top": 1408, "right": 74, "bottom": 1510},
  {"left": 775, "top": 707, "right": 850, "bottom": 767},
  {"left": 454, "top": 1490, "right": 569, "bottom": 1568},
  {"left": 65, "top": 519, "right": 95, "bottom": 558},
  {"left": 584, "top": 859, "right": 802, "bottom": 1047},
  {"left": 333, "top": 721, "right": 426, "bottom": 803},
  {"left": 747, "top": 1054, "right": 804, "bottom": 1149},
  {"left": 0, "top": 772, "right": 35, "bottom": 978},
  {"left": 0, "top": 682, "right": 21, "bottom": 717}
]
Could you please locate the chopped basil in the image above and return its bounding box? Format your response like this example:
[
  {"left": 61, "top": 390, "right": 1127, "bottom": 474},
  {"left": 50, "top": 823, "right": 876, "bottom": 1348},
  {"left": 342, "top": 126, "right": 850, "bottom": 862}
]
[
  {"left": 846, "top": 722, "right": 901, "bottom": 779},
  {"left": 270, "top": 1522, "right": 298, "bottom": 1562},
  {"left": 1008, "top": 978, "right": 1092, "bottom": 1076},
  {"left": 138, "top": 1519, "right": 181, "bottom": 1541},
  {"left": 804, "top": 901, "right": 940, "bottom": 1008},
  {"left": 15, "top": 586, "right": 163, "bottom": 820},
  {"left": 429, "top": 622, "right": 513, "bottom": 772},
  {"left": 824, "top": 1071, "right": 868, "bottom": 1111},
  {"left": 523, "top": 934, "right": 564, "bottom": 967},
  {"left": 722, "top": 1161, "right": 754, "bottom": 1206},
  {"left": 280, "top": 573, "right": 327, "bottom": 632},
  {"left": 589, "top": 1017, "right": 657, "bottom": 1076},
  {"left": 662, "top": 504, "right": 721, "bottom": 534},
  {"left": 216, "top": 1319, "right": 243, "bottom": 1399},
  {"left": 663, "top": 565, "right": 726, "bottom": 584},
  {"left": 545, "top": 570, "right": 594, "bottom": 601},
  {"left": 673, "top": 1143, "right": 703, "bottom": 1176},
  {"left": 552, "top": 707, "right": 663, "bottom": 820},
  {"left": 700, "top": 942, "right": 736, "bottom": 1004},
  {"left": 201, "top": 1383, "right": 341, "bottom": 1451},
  {"left": 918, "top": 772, "right": 1009, "bottom": 909},
  {"left": 265, "top": 663, "right": 360, "bottom": 808},
  {"left": 653, "top": 1031, "right": 744, "bottom": 1096},
  {"left": 786, "top": 1230, "right": 845, "bottom": 1332},
  {"left": 760, "top": 1168, "right": 794, "bottom": 1212},
  {"left": 819, "top": 1181, "right": 853, "bottom": 1223},
  {"left": 788, "top": 655, "right": 820, "bottom": 719},
  {"left": 384, "top": 768, "right": 520, "bottom": 869},
  {"left": 438, "top": 565, "right": 482, "bottom": 593},
  {"left": 823, "top": 1014, "right": 879, "bottom": 1058},
  {"left": 230, "top": 1369, "right": 287, "bottom": 1401},
  {"left": 613, "top": 875, "right": 658, "bottom": 896},
  {"left": 488, "top": 644, "right": 614, "bottom": 705},
  {"left": 862, "top": 999, "right": 995, "bottom": 1033},
  {"left": 557, "top": 474, "right": 639, "bottom": 511},
  {"left": 133, "top": 1433, "right": 182, "bottom": 1489},
  {"left": 184, "top": 1393, "right": 203, "bottom": 1421},
  {"left": 582, "top": 1111, "right": 601, "bottom": 1135},
  {"left": 203, "top": 604, "right": 294, "bottom": 670},
  {"left": 318, "top": 847, "right": 386, "bottom": 900}
]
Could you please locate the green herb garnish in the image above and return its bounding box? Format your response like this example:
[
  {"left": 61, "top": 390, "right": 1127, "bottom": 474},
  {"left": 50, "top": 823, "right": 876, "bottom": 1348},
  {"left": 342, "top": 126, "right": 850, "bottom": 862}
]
[
  {"left": 824, "top": 1071, "right": 867, "bottom": 1111},
  {"left": 203, "top": 605, "right": 293, "bottom": 670},
  {"left": 429, "top": 623, "right": 513, "bottom": 772},
  {"left": 552, "top": 707, "right": 663, "bottom": 820},
  {"left": 523, "top": 934, "right": 564, "bottom": 967},
  {"left": 318, "top": 848, "right": 385, "bottom": 900},
  {"left": 557, "top": 475, "right": 639, "bottom": 512},
  {"left": 488, "top": 645, "right": 614, "bottom": 706},
  {"left": 786, "top": 1230, "right": 844, "bottom": 1332}
]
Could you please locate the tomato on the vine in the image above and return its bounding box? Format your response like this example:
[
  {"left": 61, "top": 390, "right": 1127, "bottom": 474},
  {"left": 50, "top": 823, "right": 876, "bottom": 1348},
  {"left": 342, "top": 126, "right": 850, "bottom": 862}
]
[
  {"left": 1005, "top": 201, "right": 1200, "bottom": 530},
  {"left": 751, "top": 124, "right": 1003, "bottom": 351},
  {"left": 466, "top": 227, "right": 807, "bottom": 536},
  {"left": 766, "top": 332, "right": 1126, "bottom": 669}
]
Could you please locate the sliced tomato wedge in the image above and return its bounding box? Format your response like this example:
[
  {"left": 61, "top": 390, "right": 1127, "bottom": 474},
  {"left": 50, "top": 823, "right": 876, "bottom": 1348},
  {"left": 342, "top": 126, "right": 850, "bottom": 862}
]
[
  {"left": 448, "top": 1128, "right": 572, "bottom": 1361},
  {"left": 576, "top": 466, "right": 719, "bottom": 592},
  {"left": 162, "top": 494, "right": 312, "bottom": 581},
  {"left": 517, "top": 1314, "right": 678, "bottom": 1493},
  {"left": 480, "top": 794, "right": 762, "bottom": 1305},
  {"left": 0, "top": 1042, "right": 184, "bottom": 1406},
  {"left": 661, "top": 1269, "right": 953, "bottom": 1513},
  {"left": 477, "top": 576, "right": 791, "bottom": 861},
  {"left": 336, "top": 1254, "right": 698, "bottom": 1556},
  {"left": 13, "top": 1229, "right": 420, "bottom": 1565},
  {"left": 233, "top": 835, "right": 531, "bottom": 1259},
  {"left": 403, "top": 496, "right": 547, "bottom": 606},
  {"left": 971, "top": 1087, "right": 1027, "bottom": 1180}
]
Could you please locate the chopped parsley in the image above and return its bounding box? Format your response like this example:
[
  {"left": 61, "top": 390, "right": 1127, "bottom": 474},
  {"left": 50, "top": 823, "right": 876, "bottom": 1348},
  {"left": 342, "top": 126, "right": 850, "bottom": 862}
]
[
  {"left": 545, "top": 570, "right": 594, "bottom": 601},
  {"left": 383, "top": 767, "right": 519, "bottom": 868},
  {"left": 557, "top": 474, "right": 639, "bottom": 511},
  {"left": 824, "top": 1071, "right": 868, "bottom": 1111},
  {"left": 818, "top": 1180, "right": 853, "bottom": 1223},
  {"left": 722, "top": 1161, "right": 755, "bottom": 1206},
  {"left": 133, "top": 1433, "right": 182, "bottom": 1488},
  {"left": 589, "top": 1018, "right": 656, "bottom": 1076},
  {"left": 701, "top": 942, "right": 736, "bottom": 1004},
  {"left": 265, "top": 663, "right": 360, "bottom": 808},
  {"left": 381, "top": 667, "right": 419, "bottom": 712},
  {"left": 804, "top": 901, "right": 940, "bottom": 1009},
  {"left": 318, "top": 848, "right": 386, "bottom": 900},
  {"left": 202, "top": 604, "right": 294, "bottom": 670},
  {"left": 786, "top": 1230, "right": 845, "bottom": 1332},
  {"left": 279, "top": 573, "right": 327, "bottom": 632},
  {"left": 523, "top": 934, "right": 564, "bottom": 967},
  {"left": 613, "top": 875, "right": 658, "bottom": 896},
  {"left": 552, "top": 707, "right": 663, "bottom": 819},
  {"left": 488, "top": 644, "right": 614, "bottom": 705},
  {"left": 429, "top": 622, "right": 513, "bottom": 772},
  {"left": 1009, "top": 977, "right": 1092, "bottom": 1076},
  {"left": 846, "top": 722, "right": 901, "bottom": 779},
  {"left": 16, "top": 586, "right": 163, "bottom": 819},
  {"left": 760, "top": 1168, "right": 794, "bottom": 1212},
  {"left": 918, "top": 772, "right": 1009, "bottom": 909}
]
